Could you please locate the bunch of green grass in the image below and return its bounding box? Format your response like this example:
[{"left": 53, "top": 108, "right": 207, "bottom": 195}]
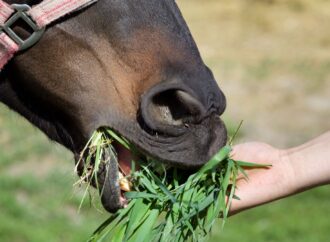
[{"left": 78, "top": 128, "right": 261, "bottom": 242}]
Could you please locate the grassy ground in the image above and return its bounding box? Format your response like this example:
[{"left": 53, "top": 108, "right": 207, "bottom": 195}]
[
  {"left": 0, "top": 108, "right": 108, "bottom": 242},
  {"left": 0, "top": 0, "right": 329, "bottom": 241}
]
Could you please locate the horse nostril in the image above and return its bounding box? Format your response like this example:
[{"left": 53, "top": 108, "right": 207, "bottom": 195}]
[
  {"left": 152, "top": 89, "right": 205, "bottom": 125},
  {"left": 140, "top": 87, "right": 206, "bottom": 135}
]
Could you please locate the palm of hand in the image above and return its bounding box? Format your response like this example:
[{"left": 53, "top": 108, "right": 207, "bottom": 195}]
[{"left": 230, "top": 142, "right": 294, "bottom": 214}]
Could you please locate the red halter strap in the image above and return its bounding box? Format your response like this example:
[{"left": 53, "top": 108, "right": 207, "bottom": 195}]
[{"left": 0, "top": 0, "right": 97, "bottom": 70}]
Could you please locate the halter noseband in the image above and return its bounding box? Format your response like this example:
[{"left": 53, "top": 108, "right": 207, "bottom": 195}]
[{"left": 0, "top": 0, "right": 97, "bottom": 70}]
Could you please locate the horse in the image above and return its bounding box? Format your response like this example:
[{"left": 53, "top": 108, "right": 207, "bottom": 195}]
[{"left": 0, "top": 0, "right": 227, "bottom": 213}]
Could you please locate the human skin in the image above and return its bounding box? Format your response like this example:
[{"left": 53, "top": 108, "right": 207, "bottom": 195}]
[{"left": 230, "top": 131, "right": 330, "bottom": 215}]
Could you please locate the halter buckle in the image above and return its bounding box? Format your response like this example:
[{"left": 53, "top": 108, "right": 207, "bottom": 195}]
[{"left": 0, "top": 4, "right": 45, "bottom": 51}]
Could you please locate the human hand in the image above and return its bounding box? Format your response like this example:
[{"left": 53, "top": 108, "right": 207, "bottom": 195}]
[
  {"left": 228, "top": 132, "right": 330, "bottom": 215},
  {"left": 229, "top": 142, "right": 295, "bottom": 215}
]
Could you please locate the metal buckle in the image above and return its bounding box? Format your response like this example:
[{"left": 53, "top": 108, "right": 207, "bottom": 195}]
[{"left": 0, "top": 4, "right": 45, "bottom": 51}]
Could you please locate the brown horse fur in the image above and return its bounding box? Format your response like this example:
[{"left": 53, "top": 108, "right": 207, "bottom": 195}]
[{"left": 0, "top": 0, "right": 227, "bottom": 212}]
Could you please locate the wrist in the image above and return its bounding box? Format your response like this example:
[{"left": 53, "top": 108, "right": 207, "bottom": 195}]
[
  {"left": 278, "top": 148, "right": 299, "bottom": 196},
  {"left": 280, "top": 140, "right": 330, "bottom": 194}
]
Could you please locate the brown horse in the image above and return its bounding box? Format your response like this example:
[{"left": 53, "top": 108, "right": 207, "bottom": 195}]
[{"left": 0, "top": 0, "right": 227, "bottom": 212}]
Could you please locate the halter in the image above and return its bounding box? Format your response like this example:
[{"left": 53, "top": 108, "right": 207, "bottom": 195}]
[{"left": 0, "top": 0, "right": 97, "bottom": 70}]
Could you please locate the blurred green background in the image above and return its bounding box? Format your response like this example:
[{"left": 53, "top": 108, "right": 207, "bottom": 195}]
[{"left": 0, "top": 0, "right": 329, "bottom": 241}]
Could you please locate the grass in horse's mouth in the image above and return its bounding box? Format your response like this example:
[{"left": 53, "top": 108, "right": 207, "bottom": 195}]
[
  {"left": 75, "top": 130, "right": 136, "bottom": 207},
  {"left": 76, "top": 126, "right": 266, "bottom": 242}
]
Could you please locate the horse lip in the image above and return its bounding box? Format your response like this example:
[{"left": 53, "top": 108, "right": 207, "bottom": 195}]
[
  {"left": 99, "top": 145, "right": 128, "bottom": 213},
  {"left": 130, "top": 114, "right": 228, "bottom": 168}
]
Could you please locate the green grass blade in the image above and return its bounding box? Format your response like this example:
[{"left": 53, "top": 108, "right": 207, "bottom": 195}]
[
  {"left": 193, "top": 146, "right": 231, "bottom": 179},
  {"left": 235, "top": 160, "right": 271, "bottom": 168},
  {"left": 125, "top": 191, "right": 161, "bottom": 200},
  {"left": 123, "top": 198, "right": 151, "bottom": 241},
  {"left": 144, "top": 167, "right": 177, "bottom": 203},
  {"left": 127, "top": 209, "right": 160, "bottom": 242}
]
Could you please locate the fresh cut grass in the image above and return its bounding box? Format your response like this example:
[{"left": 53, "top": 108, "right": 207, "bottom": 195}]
[{"left": 76, "top": 127, "right": 266, "bottom": 242}]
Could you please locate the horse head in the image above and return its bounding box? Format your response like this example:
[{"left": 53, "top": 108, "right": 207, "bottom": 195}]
[{"left": 0, "top": 0, "right": 227, "bottom": 212}]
